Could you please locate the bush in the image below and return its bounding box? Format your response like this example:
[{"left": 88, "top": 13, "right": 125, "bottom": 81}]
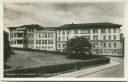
[{"left": 64, "top": 36, "right": 92, "bottom": 59}]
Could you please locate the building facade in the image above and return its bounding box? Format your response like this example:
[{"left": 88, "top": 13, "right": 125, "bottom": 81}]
[
  {"left": 33, "top": 29, "right": 56, "bottom": 51},
  {"left": 8, "top": 22, "right": 123, "bottom": 56},
  {"left": 9, "top": 24, "right": 42, "bottom": 48},
  {"left": 56, "top": 23, "right": 123, "bottom": 56}
]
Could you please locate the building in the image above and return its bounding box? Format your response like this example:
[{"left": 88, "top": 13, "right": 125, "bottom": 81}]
[
  {"left": 8, "top": 22, "right": 123, "bottom": 56},
  {"left": 33, "top": 29, "right": 56, "bottom": 51},
  {"left": 8, "top": 24, "right": 43, "bottom": 48},
  {"left": 56, "top": 22, "right": 123, "bottom": 56}
]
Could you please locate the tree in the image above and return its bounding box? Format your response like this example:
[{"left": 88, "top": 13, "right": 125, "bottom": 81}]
[{"left": 64, "top": 36, "right": 92, "bottom": 58}]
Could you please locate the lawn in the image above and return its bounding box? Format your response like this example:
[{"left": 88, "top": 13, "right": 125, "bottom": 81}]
[{"left": 6, "top": 50, "right": 84, "bottom": 68}]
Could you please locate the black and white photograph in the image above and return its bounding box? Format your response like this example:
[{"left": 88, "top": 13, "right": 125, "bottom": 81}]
[{"left": 3, "top": 1, "right": 125, "bottom": 78}]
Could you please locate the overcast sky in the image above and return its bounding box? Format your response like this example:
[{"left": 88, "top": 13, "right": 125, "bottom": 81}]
[{"left": 4, "top": 3, "right": 124, "bottom": 31}]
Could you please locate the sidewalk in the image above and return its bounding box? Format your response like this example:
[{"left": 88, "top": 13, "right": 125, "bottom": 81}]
[{"left": 50, "top": 61, "right": 120, "bottom": 78}]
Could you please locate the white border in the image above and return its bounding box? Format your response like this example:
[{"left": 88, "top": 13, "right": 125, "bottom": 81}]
[{"left": 1, "top": 0, "right": 128, "bottom": 81}]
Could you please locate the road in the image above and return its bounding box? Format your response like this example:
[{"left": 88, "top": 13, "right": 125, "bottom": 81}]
[{"left": 79, "top": 56, "right": 124, "bottom": 78}]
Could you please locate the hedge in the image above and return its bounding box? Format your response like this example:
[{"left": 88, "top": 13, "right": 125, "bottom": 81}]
[{"left": 4, "top": 57, "right": 110, "bottom": 77}]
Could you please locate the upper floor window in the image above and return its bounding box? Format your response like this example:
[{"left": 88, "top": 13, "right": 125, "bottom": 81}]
[
  {"left": 93, "top": 35, "right": 98, "bottom": 40},
  {"left": 58, "top": 30, "right": 61, "bottom": 35},
  {"left": 108, "top": 35, "right": 111, "bottom": 40},
  {"left": 74, "top": 29, "right": 78, "bottom": 34},
  {"left": 108, "top": 29, "right": 111, "bottom": 33},
  {"left": 113, "top": 29, "right": 117, "bottom": 33},
  {"left": 109, "top": 43, "right": 111, "bottom": 47},
  {"left": 114, "top": 43, "right": 117, "bottom": 47},
  {"left": 44, "top": 33, "right": 47, "bottom": 38},
  {"left": 101, "top": 29, "right": 106, "bottom": 34},
  {"left": 36, "top": 40, "right": 39, "bottom": 44},
  {"left": 103, "top": 35, "right": 106, "bottom": 40},
  {"left": 58, "top": 37, "right": 61, "bottom": 41},
  {"left": 103, "top": 43, "right": 106, "bottom": 47},
  {"left": 67, "top": 30, "right": 70, "bottom": 35},
  {"left": 48, "top": 33, "right": 50, "bottom": 38},
  {"left": 113, "top": 35, "right": 117, "bottom": 40},
  {"left": 58, "top": 43, "right": 61, "bottom": 48},
  {"left": 39, "top": 40, "right": 41, "bottom": 44},
  {"left": 17, "top": 40, "right": 23, "bottom": 44},
  {"left": 62, "top": 36, "right": 65, "bottom": 41},
  {"left": 62, "top": 30, "right": 65, "bottom": 35},
  {"left": 51, "top": 33, "right": 53, "bottom": 38},
  {"left": 81, "top": 29, "right": 90, "bottom": 34},
  {"left": 67, "top": 36, "right": 69, "bottom": 41},
  {"left": 93, "top": 29, "right": 98, "bottom": 34}
]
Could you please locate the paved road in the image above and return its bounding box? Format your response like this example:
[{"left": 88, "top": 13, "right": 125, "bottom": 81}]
[{"left": 79, "top": 56, "right": 124, "bottom": 78}]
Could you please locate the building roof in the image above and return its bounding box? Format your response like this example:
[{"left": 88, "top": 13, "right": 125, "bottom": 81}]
[
  {"left": 56, "top": 22, "right": 122, "bottom": 29},
  {"left": 8, "top": 24, "right": 44, "bottom": 30}
]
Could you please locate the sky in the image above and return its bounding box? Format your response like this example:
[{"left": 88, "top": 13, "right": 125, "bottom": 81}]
[{"left": 4, "top": 3, "right": 124, "bottom": 32}]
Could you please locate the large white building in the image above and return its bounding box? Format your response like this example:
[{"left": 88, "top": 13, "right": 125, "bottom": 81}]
[
  {"left": 55, "top": 22, "right": 123, "bottom": 56},
  {"left": 8, "top": 22, "right": 123, "bottom": 56},
  {"left": 33, "top": 29, "right": 56, "bottom": 51},
  {"left": 9, "top": 24, "right": 43, "bottom": 48}
]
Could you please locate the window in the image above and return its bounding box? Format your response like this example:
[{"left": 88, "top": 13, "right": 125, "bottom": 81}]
[
  {"left": 42, "top": 46, "right": 44, "bottom": 49},
  {"left": 44, "top": 40, "right": 47, "bottom": 44},
  {"left": 62, "top": 36, "right": 65, "bottom": 41},
  {"left": 103, "top": 43, "right": 106, "bottom": 47},
  {"left": 103, "top": 35, "right": 106, "bottom": 40},
  {"left": 114, "top": 43, "right": 116, "bottom": 47},
  {"left": 58, "top": 43, "right": 61, "bottom": 48},
  {"left": 39, "top": 40, "right": 41, "bottom": 44},
  {"left": 39, "top": 33, "right": 41, "bottom": 38},
  {"left": 62, "top": 30, "right": 65, "bottom": 35},
  {"left": 36, "top": 40, "right": 39, "bottom": 44},
  {"left": 58, "top": 37, "right": 61, "bottom": 41},
  {"left": 101, "top": 29, "right": 106, "bottom": 34},
  {"left": 67, "top": 36, "right": 69, "bottom": 41},
  {"left": 113, "top": 35, "right": 116, "bottom": 40},
  {"left": 14, "top": 41, "right": 16, "bottom": 44},
  {"left": 67, "top": 30, "right": 70, "bottom": 35},
  {"left": 17, "top": 40, "right": 23, "bottom": 44},
  {"left": 93, "top": 29, "right": 98, "bottom": 34},
  {"left": 93, "top": 43, "right": 98, "bottom": 47},
  {"left": 17, "top": 33, "right": 23, "bottom": 38},
  {"left": 109, "top": 43, "right": 111, "bottom": 47},
  {"left": 48, "top": 40, "right": 51, "bottom": 44},
  {"left": 51, "top": 33, "right": 53, "bottom": 38},
  {"left": 48, "top": 33, "right": 50, "bottom": 38},
  {"left": 58, "top": 30, "right": 61, "bottom": 35},
  {"left": 42, "top": 40, "right": 45, "bottom": 44},
  {"left": 108, "top": 29, "right": 111, "bottom": 33},
  {"left": 93, "top": 35, "right": 98, "bottom": 40},
  {"left": 44, "top": 33, "right": 47, "bottom": 38},
  {"left": 51, "top": 40, "right": 53, "bottom": 44},
  {"left": 113, "top": 29, "right": 117, "bottom": 33},
  {"left": 74, "top": 30, "right": 78, "bottom": 34},
  {"left": 108, "top": 35, "right": 111, "bottom": 40},
  {"left": 81, "top": 29, "right": 90, "bottom": 34},
  {"left": 62, "top": 43, "right": 65, "bottom": 48}
]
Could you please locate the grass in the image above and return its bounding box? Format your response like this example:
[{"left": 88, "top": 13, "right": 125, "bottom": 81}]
[
  {"left": 6, "top": 50, "right": 85, "bottom": 68},
  {"left": 4, "top": 49, "right": 110, "bottom": 77}
]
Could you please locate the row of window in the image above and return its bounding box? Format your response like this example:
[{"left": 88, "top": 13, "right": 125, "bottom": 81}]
[
  {"left": 36, "top": 46, "right": 53, "bottom": 50},
  {"left": 57, "top": 29, "right": 118, "bottom": 35},
  {"left": 92, "top": 49, "right": 122, "bottom": 54},
  {"left": 11, "top": 40, "right": 23, "bottom": 44},
  {"left": 36, "top": 32, "right": 54, "bottom": 38},
  {"left": 36, "top": 40, "right": 54, "bottom": 44},
  {"left": 58, "top": 43, "right": 66, "bottom": 49},
  {"left": 57, "top": 35, "right": 117, "bottom": 41},
  {"left": 93, "top": 42, "right": 117, "bottom": 48}
]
